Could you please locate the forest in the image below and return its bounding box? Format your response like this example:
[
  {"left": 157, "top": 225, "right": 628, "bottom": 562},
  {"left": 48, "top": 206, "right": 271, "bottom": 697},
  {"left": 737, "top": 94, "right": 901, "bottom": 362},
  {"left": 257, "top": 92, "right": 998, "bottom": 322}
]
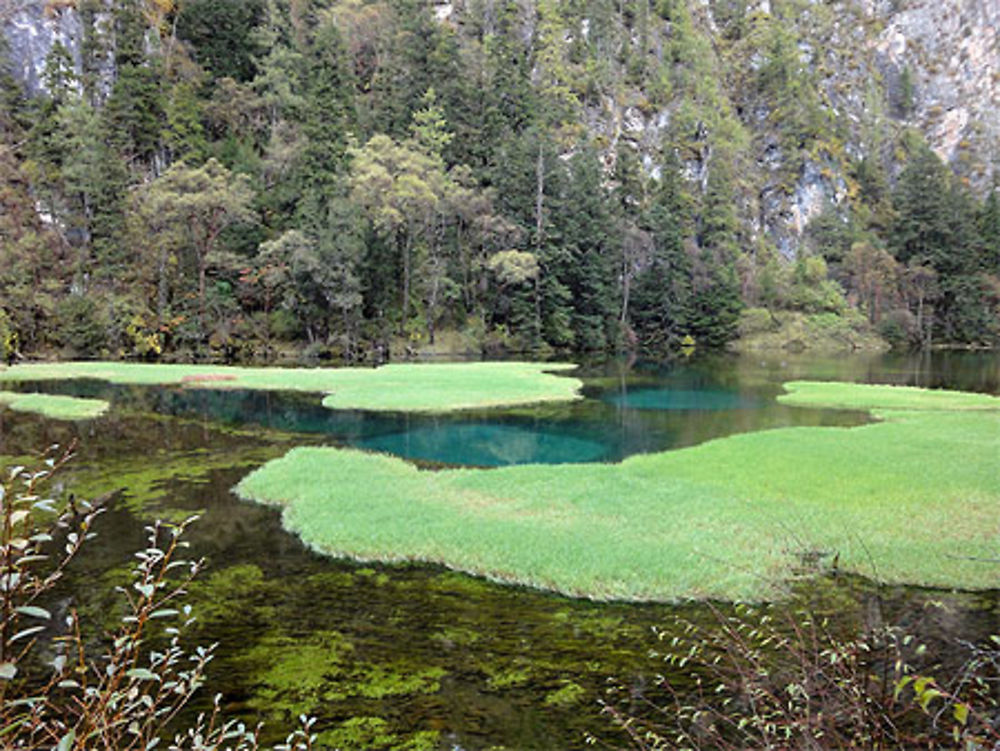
[
  {"left": 1, "top": 0, "right": 998, "bottom": 363},
  {"left": 2, "top": 3, "right": 1000, "bottom": 748}
]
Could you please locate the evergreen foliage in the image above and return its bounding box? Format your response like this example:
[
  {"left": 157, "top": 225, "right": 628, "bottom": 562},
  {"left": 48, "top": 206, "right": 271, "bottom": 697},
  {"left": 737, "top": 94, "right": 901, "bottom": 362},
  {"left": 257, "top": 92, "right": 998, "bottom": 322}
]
[{"left": 0, "top": 0, "right": 996, "bottom": 358}]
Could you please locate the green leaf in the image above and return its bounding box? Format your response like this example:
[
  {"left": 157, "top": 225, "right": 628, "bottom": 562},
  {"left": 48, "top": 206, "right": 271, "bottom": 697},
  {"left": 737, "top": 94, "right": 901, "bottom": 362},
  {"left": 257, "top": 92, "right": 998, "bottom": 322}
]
[
  {"left": 918, "top": 688, "right": 942, "bottom": 712},
  {"left": 15, "top": 605, "right": 51, "bottom": 621},
  {"left": 126, "top": 668, "right": 160, "bottom": 682},
  {"left": 135, "top": 583, "right": 155, "bottom": 599},
  {"left": 56, "top": 729, "right": 75, "bottom": 751},
  {"left": 0, "top": 662, "right": 17, "bottom": 680},
  {"left": 10, "top": 625, "right": 46, "bottom": 643},
  {"left": 953, "top": 701, "right": 969, "bottom": 726},
  {"left": 893, "top": 675, "right": 912, "bottom": 701}
]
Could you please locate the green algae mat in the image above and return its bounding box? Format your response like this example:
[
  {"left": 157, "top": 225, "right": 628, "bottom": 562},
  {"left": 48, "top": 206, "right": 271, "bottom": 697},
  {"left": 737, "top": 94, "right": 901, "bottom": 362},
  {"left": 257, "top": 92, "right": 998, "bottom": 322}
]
[
  {"left": 0, "top": 391, "right": 109, "bottom": 419},
  {"left": 237, "top": 382, "right": 1000, "bottom": 602},
  {"left": 0, "top": 361, "right": 581, "bottom": 412}
]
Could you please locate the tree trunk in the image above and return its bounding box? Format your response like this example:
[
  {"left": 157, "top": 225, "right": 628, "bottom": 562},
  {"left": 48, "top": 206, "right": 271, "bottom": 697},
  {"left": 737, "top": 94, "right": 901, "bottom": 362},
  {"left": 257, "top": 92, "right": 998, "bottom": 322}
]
[
  {"left": 198, "top": 250, "right": 207, "bottom": 339},
  {"left": 620, "top": 249, "right": 630, "bottom": 325},
  {"left": 535, "top": 141, "right": 545, "bottom": 251},
  {"left": 157, "top": 247, "right": 169, "bottom": 326},
  {"left": 401, "top": 231, "right": 411, "bottom": 336}
]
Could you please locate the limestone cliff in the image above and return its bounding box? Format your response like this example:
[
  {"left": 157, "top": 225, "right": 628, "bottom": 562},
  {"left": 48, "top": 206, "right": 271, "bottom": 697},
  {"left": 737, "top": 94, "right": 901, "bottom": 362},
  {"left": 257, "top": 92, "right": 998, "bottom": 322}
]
[{"left": 4, "top": 0, "right": 997, "bottom": 258}]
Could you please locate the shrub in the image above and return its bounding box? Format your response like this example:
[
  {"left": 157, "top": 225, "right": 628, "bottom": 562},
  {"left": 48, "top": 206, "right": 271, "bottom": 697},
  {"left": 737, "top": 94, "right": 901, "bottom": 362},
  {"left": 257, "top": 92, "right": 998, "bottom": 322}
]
[
  {"left": 601, "top": 602, "right": 1000, "bottom": 750},
  {"left": 879, "top": 308, "right": 920, "bottom": 349},
  {"left": 736, "top": 307, "right": 778, "bottom": 337},
  {"left": 0, "top": 447, "right": 315, "bottom": 751},
  {"left": 50, "top": 296, "right": 108, "bottom": 357},
  {"left": 0, "top": 309, "right": 16, "bottom": 364}
]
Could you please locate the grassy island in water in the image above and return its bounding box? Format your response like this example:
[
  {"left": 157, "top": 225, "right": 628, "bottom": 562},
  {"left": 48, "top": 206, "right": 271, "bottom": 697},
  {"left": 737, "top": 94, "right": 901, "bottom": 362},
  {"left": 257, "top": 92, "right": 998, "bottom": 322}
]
[
  {"left": 237, "top": 381, "right": 1000, "bottom": 602},
  {"left": 0, "top": 361, "right": 583, "bottom": 412},
  {"left": 0, "top": 391, "right": 109, "bottom": 420}
]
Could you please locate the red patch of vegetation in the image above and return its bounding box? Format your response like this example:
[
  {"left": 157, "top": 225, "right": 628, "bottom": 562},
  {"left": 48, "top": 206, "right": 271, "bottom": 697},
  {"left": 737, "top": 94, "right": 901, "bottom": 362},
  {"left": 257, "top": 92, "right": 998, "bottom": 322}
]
[{"left": 180, "top": 374, "right": 237, "bottom": 383}]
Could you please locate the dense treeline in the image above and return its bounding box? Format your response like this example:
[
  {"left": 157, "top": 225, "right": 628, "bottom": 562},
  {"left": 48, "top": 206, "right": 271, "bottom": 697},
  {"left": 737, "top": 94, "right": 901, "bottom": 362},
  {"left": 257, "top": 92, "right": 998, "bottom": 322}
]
[{"left": 0, "top": 0, "right": 997, "bottom": 362}]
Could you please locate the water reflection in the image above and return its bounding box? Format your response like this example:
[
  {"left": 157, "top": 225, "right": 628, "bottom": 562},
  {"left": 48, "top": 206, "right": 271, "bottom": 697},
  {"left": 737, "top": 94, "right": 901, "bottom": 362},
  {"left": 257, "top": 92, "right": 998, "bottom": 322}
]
[
  {"left": 359, "top": 423, "right": 609, "bottom": 466},
  {"left": 2, "top": 350, "right": 998, "bottom": 749},
  {"left": 603, "top": 387, "right": 760, "bottom": 410}
]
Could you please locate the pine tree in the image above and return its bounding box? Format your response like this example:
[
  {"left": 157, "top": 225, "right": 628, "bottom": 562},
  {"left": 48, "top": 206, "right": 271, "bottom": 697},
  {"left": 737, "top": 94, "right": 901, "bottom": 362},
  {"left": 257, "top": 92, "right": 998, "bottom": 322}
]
[
  {"left": 631, "top": 160, "right": 692, "bottom": 348},
  {"left": 176, "top": 0, "right": 265, "bottom": 82},
  {"left": 891, "top": 145, "right": 953, "bottom": 270},
  {"left": 891, "top": 143, "right": 996, "bottom": 343},
  {"left": 556, "top": 148, "right": 618, "bottom": 350},
  {"left": 105, "top": 1, "right": 165, "bottom": 164},
  {"left": 688, "top": 154, "right": 742, "bottom": 347},
  {"left": 296, "top": 14, "right": 355, "bottom": 203},
  {"left": 980, "top": 188, "right": 1000, "bottom": 273}
]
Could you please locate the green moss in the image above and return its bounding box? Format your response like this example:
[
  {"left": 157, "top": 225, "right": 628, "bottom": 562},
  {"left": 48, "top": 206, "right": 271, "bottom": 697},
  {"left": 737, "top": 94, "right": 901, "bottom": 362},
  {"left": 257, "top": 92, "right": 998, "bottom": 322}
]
[
  {"left": 544, "top": 681, "right": 587, "bottom": 706},
  {"left": 236, "top": 381, "right": 1000, "bottom": 601},
  {"left": 331, "top": 663, "right": 446, "bottom": 701},
  {"left": 304, "top": 571, "right": 357, "bottom": 589},
  {"left": 486, "top": 666, "right": 534, "bottom": 690},
  {"left": 731, "top": 310, "right": 888, "bottom": 353},
  {"left": 246, "top": 631, "right": 355, "bottom": 716},
  {"left": 0, "top": 391, "right": 109, "bottom": 419},
  {"left": 244, "top": 631, "right": 445, "bottom": 719},
  {"left": 317, "top": 718, "right": 396, "bottom": 751},
  {"left": 431, "top": 626, "right": 481, "bottom": 647},
  {"left": 316, "top": 718, "right": 440, "bottom": 751},
  {"left": 0, "top": 361, "right": 582, "bottom": 412},
  {"left": 188, "top": 564, "right": 276, "bottom": 626},
  {"left": 68, "top": 444, "right": 287, "bottom": 518}
]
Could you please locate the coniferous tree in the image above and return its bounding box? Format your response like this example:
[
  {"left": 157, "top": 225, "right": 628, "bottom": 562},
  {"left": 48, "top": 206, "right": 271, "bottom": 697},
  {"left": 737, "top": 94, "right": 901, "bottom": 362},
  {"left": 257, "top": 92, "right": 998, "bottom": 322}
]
[
  {"left": 106, "top": 1, "right": 165, "bottom": 165},
  {"left": 980, "top": 188, "right": 1000, "bottom": 273},
  {"left": 891, "top": 144, "right": 997, "bottom": 343},
  {"left": 176, "top": 0, "right": 265, "bottom": 82},
  {"left": 688, "top": 152, "right": 742, "bottom": 346},
  {"left": 557, "top": 148, "right": 618, "bottom": 350},
  {"left": 631, "top": 161, "right": 692, "bottom": 347}
]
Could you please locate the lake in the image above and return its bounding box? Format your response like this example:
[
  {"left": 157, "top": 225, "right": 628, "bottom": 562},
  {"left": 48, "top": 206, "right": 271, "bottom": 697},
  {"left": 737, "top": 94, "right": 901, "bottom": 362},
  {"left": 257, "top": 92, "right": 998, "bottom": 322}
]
[{"left": 1, "top": 350, "right": 997, "bottom": 749}]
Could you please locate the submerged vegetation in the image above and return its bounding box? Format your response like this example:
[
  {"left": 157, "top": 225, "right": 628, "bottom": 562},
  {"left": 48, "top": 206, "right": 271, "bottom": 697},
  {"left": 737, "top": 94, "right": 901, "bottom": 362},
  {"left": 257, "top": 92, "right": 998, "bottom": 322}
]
[
  {"left": 1, "top": 357, "right": 998, "bottom": 748},
  {"left": 1, "top": 0, "right": 998, "bottom": 363},
  {"left": 237, "top": 381, "right": 1000, "bottom": 601},
  {"left": 0, "top": 0, "right": 997, "bottom": 742},
  {"left": 0, "top": 449, "right": 315, "bottom": 751},
  {"left": 0, "top": 390, "right": 109, "bottom": 419},
  {"left": 0, "top": 361, "right": 583, "bottom": 412}
]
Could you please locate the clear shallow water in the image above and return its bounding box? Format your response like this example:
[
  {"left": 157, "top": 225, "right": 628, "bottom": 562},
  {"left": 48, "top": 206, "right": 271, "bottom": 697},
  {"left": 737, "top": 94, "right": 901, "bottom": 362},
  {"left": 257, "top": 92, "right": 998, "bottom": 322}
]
[
  {"left": 8, "top": 351, "right": 909, "bottom": 467},
  {"left": 602, "top": 387, "right": 761, "bottom": 410},
  {"left": 357, "top": 423, "right": 610, "bottom": 466},
  {"left": 2, "top": 351, "right": 999, "bottom": 749}
]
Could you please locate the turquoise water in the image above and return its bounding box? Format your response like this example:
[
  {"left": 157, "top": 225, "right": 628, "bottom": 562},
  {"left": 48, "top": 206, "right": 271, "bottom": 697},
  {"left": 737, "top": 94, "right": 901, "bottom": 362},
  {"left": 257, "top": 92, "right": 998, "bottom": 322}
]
[
  {"left": 2, "top": 351, "right": 999, "bottom": 749},
  {"left": 358, "top": 423, "right": 609, "bottom": 466},
  {"left": 603, "top": 386, "right": 760, "bottom": 410},
  {"left": 10, "top": 352, "right": 925, "bottom": 467}
]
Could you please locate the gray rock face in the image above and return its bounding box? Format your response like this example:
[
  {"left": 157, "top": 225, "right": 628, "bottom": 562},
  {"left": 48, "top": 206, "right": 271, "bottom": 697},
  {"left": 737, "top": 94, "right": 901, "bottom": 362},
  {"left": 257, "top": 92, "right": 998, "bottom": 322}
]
[
  {"left": 2, "top": 1, "right": 82, "bottom": 96},
  {"left": 3, "top": 0, "right": 996, "bottom": 259},
  {"left": 875, "top": 0, "right": 999, "bottom": 190}
]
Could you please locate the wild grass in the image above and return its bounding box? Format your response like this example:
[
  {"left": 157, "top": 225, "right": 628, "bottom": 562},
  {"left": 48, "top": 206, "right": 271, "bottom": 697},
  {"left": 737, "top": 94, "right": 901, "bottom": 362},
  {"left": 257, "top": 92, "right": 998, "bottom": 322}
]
[
  {"left": 236, "top": 381, "right": 1000, "bottom": 602},
  {"left": 0, "top": 391, "right": 109, "bottom": 419},
  {"left": 779, "top": 380, "right": 1000, "bottom": 411},
  {"left": 0, "top": 361, "right": 582, "bottom": 412}
]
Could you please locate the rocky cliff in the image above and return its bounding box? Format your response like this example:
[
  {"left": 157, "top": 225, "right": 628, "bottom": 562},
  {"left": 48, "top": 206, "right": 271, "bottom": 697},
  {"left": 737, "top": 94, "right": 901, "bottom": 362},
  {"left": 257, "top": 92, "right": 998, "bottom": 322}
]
[
  {"left": 3, "top": 0, "right": 83, "bottom": 96},
  {"left": 4, "top": 0, "right": 997, "bottom": 257}
]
